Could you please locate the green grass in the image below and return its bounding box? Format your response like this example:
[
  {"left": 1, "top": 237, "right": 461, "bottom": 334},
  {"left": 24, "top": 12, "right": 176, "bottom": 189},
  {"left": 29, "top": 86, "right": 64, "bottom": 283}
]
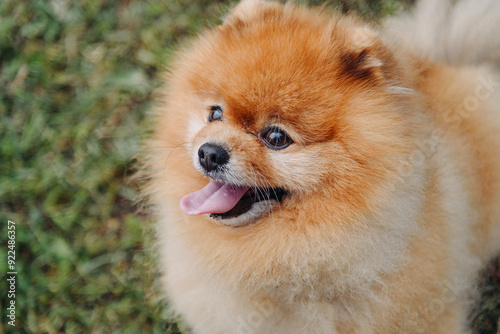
[{"left": 0, "top": 0, "right": 497, "bottom": 333}]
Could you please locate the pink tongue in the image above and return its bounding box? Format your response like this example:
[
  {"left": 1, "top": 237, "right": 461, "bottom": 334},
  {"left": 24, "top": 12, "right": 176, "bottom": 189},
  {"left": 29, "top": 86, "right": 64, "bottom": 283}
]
[{"left": 180, "top": 181, "right": 251, "bottom": 216}]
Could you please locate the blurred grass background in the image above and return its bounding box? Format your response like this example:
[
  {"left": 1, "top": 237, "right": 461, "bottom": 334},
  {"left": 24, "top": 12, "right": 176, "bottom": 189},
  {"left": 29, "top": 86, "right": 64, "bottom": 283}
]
[{"left": 0, "top": 0, "right": 498, "bottom": 333}]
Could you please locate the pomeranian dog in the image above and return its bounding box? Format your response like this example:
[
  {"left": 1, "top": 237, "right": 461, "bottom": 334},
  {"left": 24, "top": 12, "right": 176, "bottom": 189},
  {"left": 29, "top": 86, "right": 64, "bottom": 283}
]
[{"left": 142, "top": 0, "right": 500, "bottom": 332}]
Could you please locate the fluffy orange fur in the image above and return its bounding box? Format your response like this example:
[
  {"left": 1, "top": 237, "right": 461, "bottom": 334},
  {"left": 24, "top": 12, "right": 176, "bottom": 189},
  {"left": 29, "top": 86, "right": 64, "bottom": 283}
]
[{"left": 142, "top": 0, "right": 500, "bottom": 333}]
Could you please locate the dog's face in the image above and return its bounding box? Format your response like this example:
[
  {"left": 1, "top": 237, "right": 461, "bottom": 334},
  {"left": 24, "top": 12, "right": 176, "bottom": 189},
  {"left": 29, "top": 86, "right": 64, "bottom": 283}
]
[{"left": 164, "top": 0, "right": 418, "bottom": 228}]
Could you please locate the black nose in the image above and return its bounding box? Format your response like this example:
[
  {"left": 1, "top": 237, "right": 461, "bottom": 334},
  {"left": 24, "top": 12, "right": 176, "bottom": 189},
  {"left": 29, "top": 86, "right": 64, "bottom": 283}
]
[{"left": 198, "top": 143, "right": 230, "bottom": 172}]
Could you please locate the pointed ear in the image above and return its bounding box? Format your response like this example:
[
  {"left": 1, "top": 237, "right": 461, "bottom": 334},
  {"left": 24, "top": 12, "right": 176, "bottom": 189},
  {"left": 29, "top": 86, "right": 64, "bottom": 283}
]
[
  {"left": 223, "top": 0, "right": 273, "bottom": 28},
  {"left": 228, "top": 0, "right": 264, "bottom": 21},
  {"left": 338, "top": 26, "right": 393, "bottom": 82},
  {"left": 350, "top": 26, "right": 378, "bottom": 51}
]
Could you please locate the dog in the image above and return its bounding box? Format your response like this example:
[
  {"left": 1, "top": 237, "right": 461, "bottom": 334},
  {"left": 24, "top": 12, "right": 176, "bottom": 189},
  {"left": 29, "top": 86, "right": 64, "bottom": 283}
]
[{"left": 142, "top": 0, "right": 500, "bottom": 332}]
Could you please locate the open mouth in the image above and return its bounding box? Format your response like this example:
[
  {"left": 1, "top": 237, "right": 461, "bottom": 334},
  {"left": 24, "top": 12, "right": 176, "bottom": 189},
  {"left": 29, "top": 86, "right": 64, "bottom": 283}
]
[
  {"left": 210, "top": 186, "right": 287, "bottom": 220},
  {"left": 180, "top": 180, "right": 287, "bottom": 222}
]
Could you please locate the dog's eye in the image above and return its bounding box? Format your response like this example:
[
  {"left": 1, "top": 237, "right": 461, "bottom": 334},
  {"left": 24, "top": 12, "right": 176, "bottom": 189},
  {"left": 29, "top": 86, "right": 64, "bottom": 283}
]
[
  {"left": 208, "top": 106, "right": 223, "bottom": 122},
  {"left": 261, "top": 127, "right": 293, "bottom": 150}
]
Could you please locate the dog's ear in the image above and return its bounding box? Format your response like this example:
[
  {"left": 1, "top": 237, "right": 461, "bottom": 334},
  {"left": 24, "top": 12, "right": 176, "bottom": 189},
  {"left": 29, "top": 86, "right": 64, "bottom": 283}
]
[
  {"left": 222, "top": 0, "right": 276, "bottom": 29},
  {"left": 227, "top": 0, "right": 264, "bottom": 21},
  {"left": 337, "top": 25, "right": 395, "bottom": 82}
]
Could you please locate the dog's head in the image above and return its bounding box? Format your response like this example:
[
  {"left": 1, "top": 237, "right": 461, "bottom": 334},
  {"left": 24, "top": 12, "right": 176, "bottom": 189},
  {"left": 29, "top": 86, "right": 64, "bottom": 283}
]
[{"left": 158, "top": 0, "right": 420, "bottom": 228}]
